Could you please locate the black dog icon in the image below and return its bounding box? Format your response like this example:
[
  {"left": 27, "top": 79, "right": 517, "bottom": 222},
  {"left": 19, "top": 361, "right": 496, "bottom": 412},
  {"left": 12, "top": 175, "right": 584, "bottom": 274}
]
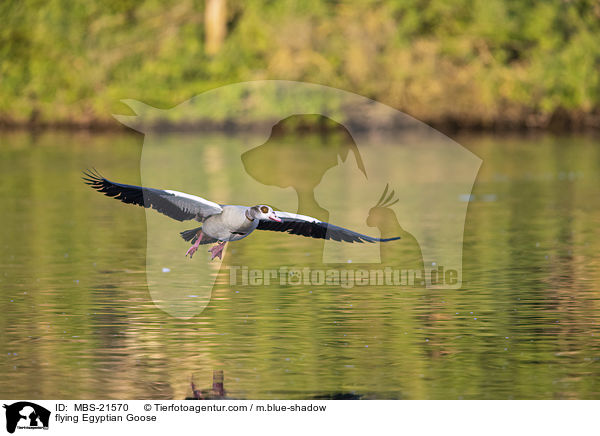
[{"left": 3, "top": 402, "right": 50, "bottom": 434}]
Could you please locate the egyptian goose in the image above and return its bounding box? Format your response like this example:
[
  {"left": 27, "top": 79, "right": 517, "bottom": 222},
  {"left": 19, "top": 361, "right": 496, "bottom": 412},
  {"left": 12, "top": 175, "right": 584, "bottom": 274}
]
[{"left": 83, "top": 170, "right": 400, "bottom": 260}]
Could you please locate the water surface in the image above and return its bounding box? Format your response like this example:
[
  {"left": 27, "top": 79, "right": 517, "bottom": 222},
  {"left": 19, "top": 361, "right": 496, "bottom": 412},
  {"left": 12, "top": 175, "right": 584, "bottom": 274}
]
[{"left": 1, "top": 131, "right": 599, "bottom": 399}]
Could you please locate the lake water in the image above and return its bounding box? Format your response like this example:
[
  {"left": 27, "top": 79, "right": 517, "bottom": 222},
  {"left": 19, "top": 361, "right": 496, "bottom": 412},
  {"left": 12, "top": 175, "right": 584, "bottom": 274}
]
[{"left": 1, "top": 131, "right": 599, "bottom": 399}]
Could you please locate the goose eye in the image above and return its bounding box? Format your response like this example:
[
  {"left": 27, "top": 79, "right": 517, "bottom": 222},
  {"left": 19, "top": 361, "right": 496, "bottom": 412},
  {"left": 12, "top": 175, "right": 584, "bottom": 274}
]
[{"left": 260, "top": 206, "right": 269, "bottom": 214}]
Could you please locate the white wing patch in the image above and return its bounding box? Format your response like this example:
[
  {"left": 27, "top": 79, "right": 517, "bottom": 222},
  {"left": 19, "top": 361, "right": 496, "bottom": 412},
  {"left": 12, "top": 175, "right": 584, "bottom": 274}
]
[
  {"left": 162, "top": 190, "right": 223, "bottom": 220},
  {"left": 165, "top": 189, "right": 223, "bottom": 213}
]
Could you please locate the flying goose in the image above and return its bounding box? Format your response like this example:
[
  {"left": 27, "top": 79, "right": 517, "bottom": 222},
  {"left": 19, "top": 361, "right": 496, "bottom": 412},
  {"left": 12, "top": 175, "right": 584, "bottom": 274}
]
[{"left": 83, "top": 170, "right": 400, "bottom": 260}]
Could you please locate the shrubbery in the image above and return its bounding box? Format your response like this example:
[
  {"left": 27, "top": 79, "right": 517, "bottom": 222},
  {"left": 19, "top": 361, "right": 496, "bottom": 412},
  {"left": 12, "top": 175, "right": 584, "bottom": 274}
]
[{"left": 1, "top": 0, "right": 599, "bottom": 129}]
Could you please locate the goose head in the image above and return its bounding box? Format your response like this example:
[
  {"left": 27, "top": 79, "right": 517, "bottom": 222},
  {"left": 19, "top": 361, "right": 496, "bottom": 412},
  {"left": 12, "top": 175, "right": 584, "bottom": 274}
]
[{"left": 247, "top": 205, "right": 282, "bottom": 222}]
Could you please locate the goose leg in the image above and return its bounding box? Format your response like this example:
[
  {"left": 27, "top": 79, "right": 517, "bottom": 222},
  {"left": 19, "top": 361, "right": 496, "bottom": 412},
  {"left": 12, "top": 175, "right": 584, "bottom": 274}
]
[
  {"left": 185, "top": 231, "right": 203, "bottom": 258},
  {"left": 209, "top": 241, "right": 226, "bottom": 260}
]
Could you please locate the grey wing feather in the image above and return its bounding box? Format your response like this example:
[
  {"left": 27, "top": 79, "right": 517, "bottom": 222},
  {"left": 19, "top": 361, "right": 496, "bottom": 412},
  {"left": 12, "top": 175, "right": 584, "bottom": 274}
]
[{"left": 83, "top": 169, "right": 223, "bottom": 221}]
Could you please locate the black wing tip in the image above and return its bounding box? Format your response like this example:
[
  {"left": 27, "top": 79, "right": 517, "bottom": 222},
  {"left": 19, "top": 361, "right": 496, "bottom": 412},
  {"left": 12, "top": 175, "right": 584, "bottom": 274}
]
[{"left": 82, "top": 168, "right": 106, "bottom": 186}]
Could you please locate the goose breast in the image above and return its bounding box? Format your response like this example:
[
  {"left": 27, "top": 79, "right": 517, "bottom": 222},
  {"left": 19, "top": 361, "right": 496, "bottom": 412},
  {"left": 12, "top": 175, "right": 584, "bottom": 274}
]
[{"left": 202, "top": 206, "right": 259, "bottom": 242}]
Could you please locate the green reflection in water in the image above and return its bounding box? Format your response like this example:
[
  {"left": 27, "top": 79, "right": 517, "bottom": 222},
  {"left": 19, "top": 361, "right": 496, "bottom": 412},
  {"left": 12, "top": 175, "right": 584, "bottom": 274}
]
[{"left": 0, "top": 131, "right": 599, "bottom": 399}]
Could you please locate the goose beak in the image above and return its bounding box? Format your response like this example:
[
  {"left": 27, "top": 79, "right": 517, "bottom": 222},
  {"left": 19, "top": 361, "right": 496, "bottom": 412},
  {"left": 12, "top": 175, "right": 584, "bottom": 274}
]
[{"left": 268, "top": 213, "right": 282, "bottom": 222}]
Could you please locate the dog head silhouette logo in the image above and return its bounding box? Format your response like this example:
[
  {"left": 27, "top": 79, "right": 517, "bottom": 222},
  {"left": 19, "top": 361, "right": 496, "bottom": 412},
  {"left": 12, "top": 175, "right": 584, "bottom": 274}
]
[{"left": 3, "top": 402, "right": 50, "bottom": 434}]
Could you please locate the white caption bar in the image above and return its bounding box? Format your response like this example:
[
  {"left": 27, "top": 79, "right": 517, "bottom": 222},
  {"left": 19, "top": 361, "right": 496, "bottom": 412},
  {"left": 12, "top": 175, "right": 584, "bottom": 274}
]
[{"left": 0, "top": 400, "right": 596, "bottom": 435}]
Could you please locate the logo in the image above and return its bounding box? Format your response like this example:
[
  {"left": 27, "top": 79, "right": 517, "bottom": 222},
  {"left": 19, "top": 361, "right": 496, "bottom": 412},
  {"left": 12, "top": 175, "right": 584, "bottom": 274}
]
[{"left": 3, "top": 402, "right": 50, "bottom": 434}]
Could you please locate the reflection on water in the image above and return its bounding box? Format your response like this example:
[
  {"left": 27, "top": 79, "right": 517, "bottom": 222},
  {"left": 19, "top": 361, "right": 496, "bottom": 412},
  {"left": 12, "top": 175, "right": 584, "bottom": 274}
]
[
  {"left": 1, "top": 131, "right": 600, "bottom": 399},
  {"left": 187, "top": 370, "right": 227, "bottom": 400}
]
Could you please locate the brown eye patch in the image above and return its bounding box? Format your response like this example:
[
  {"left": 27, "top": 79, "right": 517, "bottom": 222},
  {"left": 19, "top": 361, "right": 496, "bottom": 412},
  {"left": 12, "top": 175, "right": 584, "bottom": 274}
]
[{"left": 260, "top": 206, "right": 269, "bottom": 214}]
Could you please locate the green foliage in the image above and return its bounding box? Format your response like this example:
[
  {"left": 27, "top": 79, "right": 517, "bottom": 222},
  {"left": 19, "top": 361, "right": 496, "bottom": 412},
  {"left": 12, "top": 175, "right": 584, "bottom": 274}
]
[{"left": 1, "top": 0, "right": 599, "bottom": 127}]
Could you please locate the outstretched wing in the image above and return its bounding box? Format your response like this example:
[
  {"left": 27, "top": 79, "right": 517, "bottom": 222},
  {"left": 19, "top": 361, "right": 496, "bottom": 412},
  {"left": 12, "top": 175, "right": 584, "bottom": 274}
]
[
  {"left": 257, "top": 211, "right": 400, "bottom": 243},
  {"left": 83, "top": 169, "right": 223, "bottom": 222}
]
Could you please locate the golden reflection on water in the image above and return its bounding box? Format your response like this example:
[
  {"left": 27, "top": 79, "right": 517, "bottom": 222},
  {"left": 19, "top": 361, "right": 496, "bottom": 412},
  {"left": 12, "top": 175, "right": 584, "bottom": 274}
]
[{"left": 0, "top": 131, "right": 600, "bottom": 399}]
